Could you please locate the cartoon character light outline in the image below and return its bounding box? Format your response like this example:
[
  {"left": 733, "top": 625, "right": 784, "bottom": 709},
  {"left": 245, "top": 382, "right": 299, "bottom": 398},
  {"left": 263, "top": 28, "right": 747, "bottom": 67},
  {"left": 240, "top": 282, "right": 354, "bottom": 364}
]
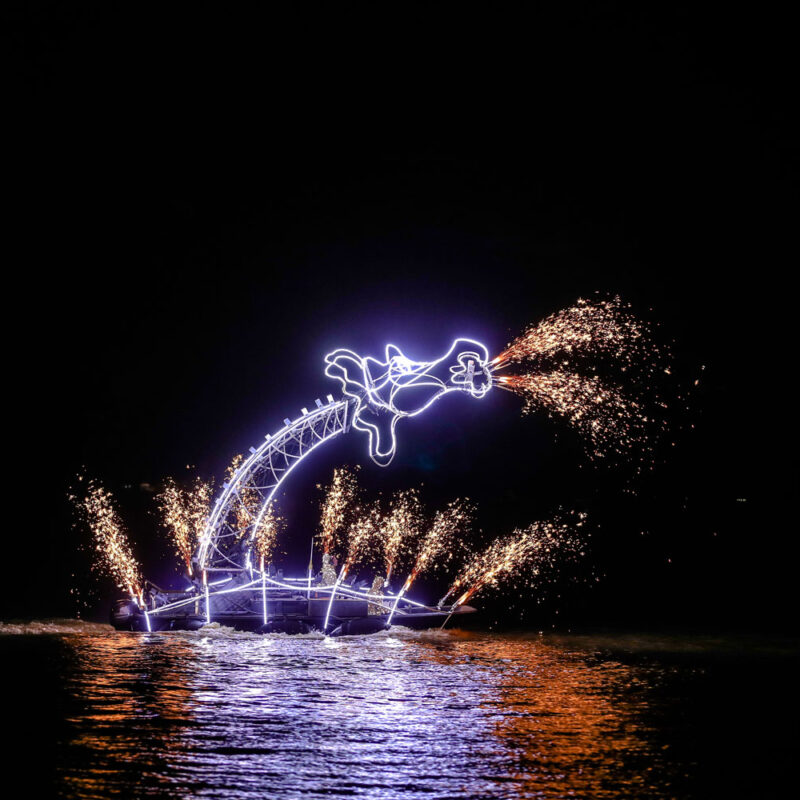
[{"left": 324, "top": 338, "right": 492, "bottom": 466}]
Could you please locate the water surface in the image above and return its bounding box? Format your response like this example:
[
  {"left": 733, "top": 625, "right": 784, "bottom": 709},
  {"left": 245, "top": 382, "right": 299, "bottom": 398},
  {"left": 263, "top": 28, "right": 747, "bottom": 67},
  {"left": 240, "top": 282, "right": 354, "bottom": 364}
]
[{"left": 2, "top": 620, "right": 796, "bottom": 798}]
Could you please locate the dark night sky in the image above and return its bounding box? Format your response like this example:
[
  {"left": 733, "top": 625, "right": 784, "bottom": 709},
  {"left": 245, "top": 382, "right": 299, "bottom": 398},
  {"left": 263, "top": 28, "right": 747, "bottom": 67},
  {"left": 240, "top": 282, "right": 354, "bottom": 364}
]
[{"left": 5, "top": 5, "right": 792, "bottom": 627}]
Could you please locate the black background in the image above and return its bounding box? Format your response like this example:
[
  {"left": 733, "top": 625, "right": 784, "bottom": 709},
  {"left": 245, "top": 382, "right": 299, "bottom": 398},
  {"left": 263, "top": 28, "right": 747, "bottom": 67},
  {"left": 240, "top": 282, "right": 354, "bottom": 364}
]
[{"left": 4, "top": 5, "right": 792, "bottom": 628}]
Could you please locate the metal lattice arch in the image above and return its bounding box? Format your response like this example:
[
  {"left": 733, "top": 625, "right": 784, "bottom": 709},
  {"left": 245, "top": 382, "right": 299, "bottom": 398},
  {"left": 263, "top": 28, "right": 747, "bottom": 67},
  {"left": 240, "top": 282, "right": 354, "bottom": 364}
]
[{"left": 194, "top": 395, "right": 353, "bottom": 576}]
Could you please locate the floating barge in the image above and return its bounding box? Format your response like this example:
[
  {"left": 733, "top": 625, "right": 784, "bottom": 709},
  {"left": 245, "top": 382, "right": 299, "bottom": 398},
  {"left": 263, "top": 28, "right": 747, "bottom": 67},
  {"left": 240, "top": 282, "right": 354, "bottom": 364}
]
[{"left": 110, "top": 575, "right": 475, "bottom": 636}]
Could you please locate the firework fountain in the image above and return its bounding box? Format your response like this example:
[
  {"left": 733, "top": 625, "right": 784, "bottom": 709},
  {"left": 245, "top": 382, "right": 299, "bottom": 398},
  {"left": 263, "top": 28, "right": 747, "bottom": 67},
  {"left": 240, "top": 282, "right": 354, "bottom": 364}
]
[
  {"left": 386, "top": 499, "right": 473, "bottom": 625},
  {"left": 382, "top": 488, "right": 424, "bottom": 584},
  {"left": 491, "top": 296, "right": 669, "bottom": 465},
  {"left": 156, "top": 476, "right": 213, "bottom": 576},
  {"left": 438, "top": 513, "right": 586, "bottom": 628},
  {"left": 318, "top": 466, "right": 361, "bottom": 556},
  {"left": 322, "top": 503, "right": 382, "bottom": 632},
  {"left": 74, "top": 480, "right": 144, "bottom": 608}
]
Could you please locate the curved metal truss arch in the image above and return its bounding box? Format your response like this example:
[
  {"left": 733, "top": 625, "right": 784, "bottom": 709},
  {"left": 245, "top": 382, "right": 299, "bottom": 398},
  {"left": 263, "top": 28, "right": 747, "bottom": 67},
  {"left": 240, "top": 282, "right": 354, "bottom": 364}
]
[{"left": 195, "top": 396, "right": 353, "bottom": 576}]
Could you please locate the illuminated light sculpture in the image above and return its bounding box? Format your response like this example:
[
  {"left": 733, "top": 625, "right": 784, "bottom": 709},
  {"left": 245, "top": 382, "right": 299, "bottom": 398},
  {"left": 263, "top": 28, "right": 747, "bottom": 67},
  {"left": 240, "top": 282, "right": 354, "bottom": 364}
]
[
  {"left": 325, "top": 338, "right": 492, "bottom": 466},
  {"left": 194, "top": 339, "right": 492, "bottom": 598}
]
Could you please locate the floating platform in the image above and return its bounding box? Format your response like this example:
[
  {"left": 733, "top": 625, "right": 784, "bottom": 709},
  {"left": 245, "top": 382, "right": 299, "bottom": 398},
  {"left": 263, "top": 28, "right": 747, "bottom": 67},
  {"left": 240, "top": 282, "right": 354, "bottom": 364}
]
[{"left": 110, "top": 586, "right": 476, "bottom": 636}]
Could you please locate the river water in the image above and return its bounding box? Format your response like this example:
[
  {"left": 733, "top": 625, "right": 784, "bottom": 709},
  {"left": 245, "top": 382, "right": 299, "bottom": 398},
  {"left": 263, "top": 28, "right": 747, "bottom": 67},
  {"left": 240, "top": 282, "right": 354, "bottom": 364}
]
[{"left": 1, "top": 620, "right": 796, "bottom": 799}]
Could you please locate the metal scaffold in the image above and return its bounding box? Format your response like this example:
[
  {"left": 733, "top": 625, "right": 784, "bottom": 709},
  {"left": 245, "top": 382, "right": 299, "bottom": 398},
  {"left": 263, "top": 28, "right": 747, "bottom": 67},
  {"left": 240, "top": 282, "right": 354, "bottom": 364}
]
[{"left": 195, "top": 396, "right": 353, "bottom": 576}]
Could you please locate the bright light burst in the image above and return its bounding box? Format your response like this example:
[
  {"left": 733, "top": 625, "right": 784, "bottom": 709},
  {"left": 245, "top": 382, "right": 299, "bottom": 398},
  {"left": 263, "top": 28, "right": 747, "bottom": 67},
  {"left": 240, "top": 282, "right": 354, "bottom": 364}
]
[
  {"left": 318, "top": 466, "right": 361, "bottom": 556},
  {"left": 382, "top": 488, "right": 424, "bottom": 582},
  {"left": 492, "top": 296, "right": 669, "bottom": 463},
  {"left": 442, "top": 512, "right": 586, "bottom": 609},
  {"left": 74, "top": 480, "right": 144, "bottom": 602},
  {"left": 156, "top": 476, "right": 213, "bottom": 574}
]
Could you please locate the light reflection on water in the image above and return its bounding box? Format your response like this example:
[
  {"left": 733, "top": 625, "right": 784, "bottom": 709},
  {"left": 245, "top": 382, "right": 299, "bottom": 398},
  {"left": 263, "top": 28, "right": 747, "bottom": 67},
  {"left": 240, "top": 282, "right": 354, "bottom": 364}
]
[{"left": 3, "top": 621, "right": 796, "bottom": 798}]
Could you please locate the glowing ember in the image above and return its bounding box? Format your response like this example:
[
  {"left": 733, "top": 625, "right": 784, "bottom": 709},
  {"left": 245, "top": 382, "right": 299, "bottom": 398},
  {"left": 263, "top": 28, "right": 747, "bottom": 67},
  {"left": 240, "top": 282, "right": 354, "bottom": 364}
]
[
  {"left": 492, "top": 296, "right": 669, "bottom": 462},
  {"left": 318, "top": 466, "right": 361, "bottom": 556},
  {"left": 382, "top": 488, "right": 424, "bottom": 582},
  {"left": 442, "top": 513, "right": 586, "bottom": 608},
  {"left": 156, "top": 476, "right": 213, "bottom": 575},
  {"left": 73, "top": 480, "right": 144, "bottom": 602}
]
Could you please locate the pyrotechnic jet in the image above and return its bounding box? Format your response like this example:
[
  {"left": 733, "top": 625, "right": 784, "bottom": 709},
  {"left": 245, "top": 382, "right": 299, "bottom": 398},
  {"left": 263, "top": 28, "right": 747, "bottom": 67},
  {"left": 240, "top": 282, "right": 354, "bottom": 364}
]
[{"left": 324, "top": 338, "right": 492, "bottom": 466}]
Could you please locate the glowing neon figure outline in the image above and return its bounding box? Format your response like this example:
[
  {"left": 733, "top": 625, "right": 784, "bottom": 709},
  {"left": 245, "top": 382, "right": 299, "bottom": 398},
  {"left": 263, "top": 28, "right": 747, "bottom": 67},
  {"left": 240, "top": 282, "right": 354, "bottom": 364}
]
[{"left": 324, "top": 338, "right": 492, "bottom": 466}]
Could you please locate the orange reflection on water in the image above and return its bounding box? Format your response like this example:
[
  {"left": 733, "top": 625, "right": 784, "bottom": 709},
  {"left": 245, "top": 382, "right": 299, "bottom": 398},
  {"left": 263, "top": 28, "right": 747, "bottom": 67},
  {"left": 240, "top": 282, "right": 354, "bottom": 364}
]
[
  {"left": 63, "top": 631, "right": 198, "bottom": 797},
  {"left": 416, "top": 630, "right": 667, "bottom": 798}
]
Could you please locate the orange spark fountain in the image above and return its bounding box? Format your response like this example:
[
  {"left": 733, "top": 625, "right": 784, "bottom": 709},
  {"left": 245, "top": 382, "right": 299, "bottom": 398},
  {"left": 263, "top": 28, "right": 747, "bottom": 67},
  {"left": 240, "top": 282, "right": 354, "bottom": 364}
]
[
  {"left": 441, "top": 513, "right": 586, "bottom": 617},
  {"left": 156, "top": 476, "right": 213, "bottom": 575},
  {"left": 75, "top": 480, "right": 144, "bottom": 604},
  {"left": 490, "top": 296, "right": 669, "bottom": 464},
  {"left": 318, "top": 466, "right": 361, "bottom": 557},
  {"left": 382, "top": 488, "right": 424, "bottom": 583}
]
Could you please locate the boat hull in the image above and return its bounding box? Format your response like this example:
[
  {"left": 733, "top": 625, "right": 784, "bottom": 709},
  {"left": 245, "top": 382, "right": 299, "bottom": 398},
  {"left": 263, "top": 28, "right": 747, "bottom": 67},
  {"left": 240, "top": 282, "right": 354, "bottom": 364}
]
[{"left": 111, "top": 597, "right": 476, "bottom": 634}]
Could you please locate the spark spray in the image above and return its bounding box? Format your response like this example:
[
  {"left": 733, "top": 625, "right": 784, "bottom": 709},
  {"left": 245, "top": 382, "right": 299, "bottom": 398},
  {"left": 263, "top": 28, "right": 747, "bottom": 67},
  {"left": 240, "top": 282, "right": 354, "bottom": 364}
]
[
  {"left": 251, "top": 500, "right": 283, "bottom": 567},
  {"left": 224, "top": 454, "right": 270, "bottom": 542},
  {"left": 156, "top": 475, "right": 213, "bottom": 575},
  {"left": 318, "top": 466, "right": 361, "bottom": 556},
  {"left": 387, "top": 499, "right": 473, "bottom": 626},
  {"left": 440, "top": 513, "right": 586, "bottom": 616},
  {"left": 492, "top": 296, "right": 660, "bottom": 369},
  {"left": 382, "top": 488, "right": 424, "bottom": 583},
  {"left": 73, "top": 480, "right": 144, "bottom": 605},
  {"left": 490, "top": 296, "right": 670, "bottom": 465},
  {"left": 323, "top": 505, "right": 381, "bottom": 633}
]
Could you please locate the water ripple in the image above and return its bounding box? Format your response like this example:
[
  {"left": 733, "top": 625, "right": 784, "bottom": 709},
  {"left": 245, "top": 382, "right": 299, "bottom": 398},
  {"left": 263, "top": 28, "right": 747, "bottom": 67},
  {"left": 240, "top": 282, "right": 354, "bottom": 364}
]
[{"left": 4, "top": 621, "right": 797, "bottom": 798}]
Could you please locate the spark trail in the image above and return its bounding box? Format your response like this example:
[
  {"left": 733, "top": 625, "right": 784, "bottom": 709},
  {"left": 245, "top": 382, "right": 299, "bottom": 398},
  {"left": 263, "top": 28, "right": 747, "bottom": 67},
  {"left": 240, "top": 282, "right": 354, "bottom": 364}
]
[
  {"left": 387, "top": 499, "right": 473, "bottom": 625},
  {"left": 382, "top": 488, "right": 424, "bottom": 583},
  {"left": 156, "top": 476, "right": 213, "bottom": 575},
  {"left": 73, "top": 480, "right": 144, "bottom": 603},
  {"left": 491, "top": 296, "right": 669, "bottom": 463},
  {"left": 318, "top": 466, "right": 361, "bottom": 556},
  {"left": 440, "top": 513, "right": 586, "bottom": 611}
]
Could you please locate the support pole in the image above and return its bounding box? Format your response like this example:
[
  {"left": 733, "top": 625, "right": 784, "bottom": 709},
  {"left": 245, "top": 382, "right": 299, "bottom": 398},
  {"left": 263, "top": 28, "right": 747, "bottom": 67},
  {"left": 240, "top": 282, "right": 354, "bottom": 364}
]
[
  {"left": 307, "top": 537, "right": 314, "bottom": 600},
  {"left": 386, "top": 590, "right": 405, "bottom": 627},
  {"left": 261, "top": 557, "right": 268, "bottom": 626},
  {"left": 439, "top": 607, "right": 456, "bottom": 630},
  {"left": 203, "top": 570, "right": 211, "bottom": 625},
  {"left": 323, "top": 568, "right": 346, "bottom": 634}
]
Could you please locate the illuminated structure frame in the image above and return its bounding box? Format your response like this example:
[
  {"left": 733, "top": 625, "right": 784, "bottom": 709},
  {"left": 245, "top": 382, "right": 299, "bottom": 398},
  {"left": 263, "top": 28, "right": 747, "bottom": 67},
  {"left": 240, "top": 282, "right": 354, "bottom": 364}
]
[
  {"left": 181, "top": 338, "right": 492, "bottom": 627},
  {"left": 195, "top": 395, "right": 352, "bottom": 576}
]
